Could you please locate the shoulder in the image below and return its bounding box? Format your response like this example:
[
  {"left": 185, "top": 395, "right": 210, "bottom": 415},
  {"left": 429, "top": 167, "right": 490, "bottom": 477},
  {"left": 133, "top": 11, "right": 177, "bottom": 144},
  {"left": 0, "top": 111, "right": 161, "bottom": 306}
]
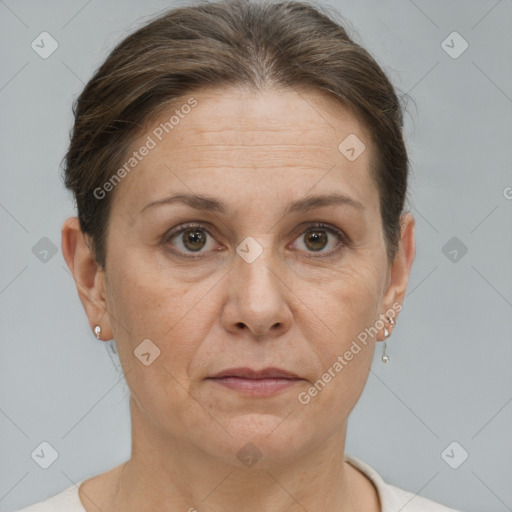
[
  {"left": 383, "top": 482, "right": 463, "bottom": 511},
  {"left": 12, "top": 481, "right": 86, "bottom": 512},
  {"left": 345, "top": 454, "right": 464, "bottom": 512}
]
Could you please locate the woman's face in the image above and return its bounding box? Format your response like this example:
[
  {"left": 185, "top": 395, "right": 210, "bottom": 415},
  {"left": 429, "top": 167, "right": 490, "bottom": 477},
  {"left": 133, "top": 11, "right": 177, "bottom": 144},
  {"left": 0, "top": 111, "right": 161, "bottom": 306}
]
[{"left": 85, "top": 87, "right": 414, "bottom": 465}]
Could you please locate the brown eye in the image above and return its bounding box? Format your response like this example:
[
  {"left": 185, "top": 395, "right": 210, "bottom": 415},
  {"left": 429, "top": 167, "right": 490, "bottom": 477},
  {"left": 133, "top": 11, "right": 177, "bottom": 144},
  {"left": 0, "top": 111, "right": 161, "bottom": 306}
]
[
  {"left": 303, "top": 229, "right": 328, "bottom": 251},
  {"left": 165, "top": 224, "right": 219, "bottom": 256},
  {"left": 182, "top": 228, "right": 207, "bottom": 252},
  {"left": 290, "top": 223, "right": 347, "bottom": 256}
]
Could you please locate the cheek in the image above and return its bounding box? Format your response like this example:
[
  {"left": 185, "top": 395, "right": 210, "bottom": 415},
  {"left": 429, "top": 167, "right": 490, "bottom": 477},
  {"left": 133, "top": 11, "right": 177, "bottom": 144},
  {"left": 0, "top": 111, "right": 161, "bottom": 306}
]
[
  {"left": 296, "top": 299, "right": 377, "bottom": 433},
  {"left": 105, "top": 252, "right": 220, "bottom": 381},
  {"left": 295, "top": 261, "right": 381, "bottom": 413},
  {"left": 105, "top": 259, "right": 214, "bottom": 429},
  {"left": 107, "top": 249, "right": 203, "bottom": 336},
  {"left": 304, "top": 257, "right": 383, "bottom": 350}
]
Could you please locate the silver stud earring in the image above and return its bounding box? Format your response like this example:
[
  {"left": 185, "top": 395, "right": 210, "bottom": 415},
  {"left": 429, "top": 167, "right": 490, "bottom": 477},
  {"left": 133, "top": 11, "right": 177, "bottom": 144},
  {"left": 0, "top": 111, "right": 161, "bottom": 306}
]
[{"left": 94, "top": 325, "right": 101, "bottom": 340}]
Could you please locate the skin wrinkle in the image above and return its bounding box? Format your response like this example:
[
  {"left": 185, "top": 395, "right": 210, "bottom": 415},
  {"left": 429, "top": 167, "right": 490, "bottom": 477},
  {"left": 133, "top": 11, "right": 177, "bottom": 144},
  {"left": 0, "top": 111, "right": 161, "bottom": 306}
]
[{"left": 62, "top": 86, "right": 415, "bottom": 512}]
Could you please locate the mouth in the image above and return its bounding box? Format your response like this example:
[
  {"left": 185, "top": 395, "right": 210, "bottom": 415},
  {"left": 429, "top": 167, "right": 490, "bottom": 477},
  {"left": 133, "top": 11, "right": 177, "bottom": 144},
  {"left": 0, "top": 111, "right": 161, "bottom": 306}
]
[{"left": 207, "top": 367, "right": 303, "bottom": 397}]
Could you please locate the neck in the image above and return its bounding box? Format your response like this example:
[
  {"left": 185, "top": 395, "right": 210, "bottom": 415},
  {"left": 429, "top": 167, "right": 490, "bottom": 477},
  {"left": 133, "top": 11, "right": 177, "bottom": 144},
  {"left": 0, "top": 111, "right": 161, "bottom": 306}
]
[{"left": 100, "top": 399, "right": 375, "bottom": 512}]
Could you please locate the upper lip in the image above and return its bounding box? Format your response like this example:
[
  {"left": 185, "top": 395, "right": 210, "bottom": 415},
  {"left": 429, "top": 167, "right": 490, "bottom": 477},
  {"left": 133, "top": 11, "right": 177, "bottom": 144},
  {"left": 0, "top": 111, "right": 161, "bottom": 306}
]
[{"left": 209, "top": 367, "right": 301, "bottom": 379}]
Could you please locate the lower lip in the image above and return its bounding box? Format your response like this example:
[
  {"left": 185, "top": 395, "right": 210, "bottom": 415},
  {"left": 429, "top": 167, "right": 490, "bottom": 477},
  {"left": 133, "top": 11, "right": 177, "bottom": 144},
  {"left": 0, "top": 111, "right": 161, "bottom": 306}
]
[{"left": 208, "top": 377, "right": 301, "bottom": 396}]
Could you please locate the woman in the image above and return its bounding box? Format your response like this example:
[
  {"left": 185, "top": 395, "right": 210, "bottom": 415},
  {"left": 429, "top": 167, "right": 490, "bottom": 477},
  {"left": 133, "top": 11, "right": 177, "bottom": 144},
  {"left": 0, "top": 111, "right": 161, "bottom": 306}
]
[{"left": 16, "top": 0, "right": 463, "bottom": 510}]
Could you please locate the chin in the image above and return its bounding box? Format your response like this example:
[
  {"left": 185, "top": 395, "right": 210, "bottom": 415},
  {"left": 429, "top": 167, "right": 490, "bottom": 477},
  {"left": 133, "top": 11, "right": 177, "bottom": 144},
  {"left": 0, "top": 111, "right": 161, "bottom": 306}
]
[{"left": 211, "top": 414, "right": 314, "bottom": 466}]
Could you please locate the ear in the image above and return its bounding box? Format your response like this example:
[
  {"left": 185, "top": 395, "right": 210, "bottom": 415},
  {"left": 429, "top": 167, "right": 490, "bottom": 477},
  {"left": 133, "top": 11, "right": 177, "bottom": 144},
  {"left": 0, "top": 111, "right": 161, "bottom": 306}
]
[
  {"left": 377, "top": 212, "right": 416, "bottom": 341},
  {"left": 61, "top": 217, "right": 113, "bottom": 341}
]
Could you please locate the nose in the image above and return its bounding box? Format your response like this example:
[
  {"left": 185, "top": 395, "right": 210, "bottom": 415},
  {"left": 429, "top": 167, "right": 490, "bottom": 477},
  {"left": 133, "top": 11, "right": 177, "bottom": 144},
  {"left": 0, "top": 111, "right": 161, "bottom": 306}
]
[{"left": 220, "top": 241, "right": 293, "bottom": 340}]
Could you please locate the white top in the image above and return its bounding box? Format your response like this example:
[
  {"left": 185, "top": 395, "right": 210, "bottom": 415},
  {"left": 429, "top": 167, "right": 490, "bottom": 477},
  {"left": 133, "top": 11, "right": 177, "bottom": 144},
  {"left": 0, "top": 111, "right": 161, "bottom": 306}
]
[{"left": 14, "top": 454, "right": 462, "bottom": 511}]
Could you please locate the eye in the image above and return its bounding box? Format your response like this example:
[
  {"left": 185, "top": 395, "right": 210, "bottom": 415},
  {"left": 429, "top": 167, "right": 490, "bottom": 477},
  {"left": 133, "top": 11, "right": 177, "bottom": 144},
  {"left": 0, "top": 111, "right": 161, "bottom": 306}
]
[
  {"left": 290, "top": 223, "right": 347, "bottom": 256},
  {"left": 163, "top": 221, "right": 348, "bottom": 259},
  {"left": 164, "top": 223, "right": 220, "bottom": 257}
]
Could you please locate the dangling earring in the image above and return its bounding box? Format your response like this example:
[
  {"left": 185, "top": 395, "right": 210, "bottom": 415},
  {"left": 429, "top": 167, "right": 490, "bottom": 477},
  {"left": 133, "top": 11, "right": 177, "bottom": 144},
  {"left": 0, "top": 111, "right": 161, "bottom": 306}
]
[
  {"left": 94, "top": 325, "right": 101, "bottom": 340},
  {"left": 381, "top": 340, "right": 390, "bottom": 363},
  {"left": 381, "top": 316, "right": 394, "bottom": 364}
]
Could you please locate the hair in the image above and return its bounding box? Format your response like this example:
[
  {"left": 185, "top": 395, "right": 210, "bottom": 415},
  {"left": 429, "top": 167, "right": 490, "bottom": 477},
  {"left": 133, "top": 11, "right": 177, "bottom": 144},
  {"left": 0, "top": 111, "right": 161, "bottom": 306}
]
[{"left": 63, "top": 0, "right": 411, "bottom": 268}]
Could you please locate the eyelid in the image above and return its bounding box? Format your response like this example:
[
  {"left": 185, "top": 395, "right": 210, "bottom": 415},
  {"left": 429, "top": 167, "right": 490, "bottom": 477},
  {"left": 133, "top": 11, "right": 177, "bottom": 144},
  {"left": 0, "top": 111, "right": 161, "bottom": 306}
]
[
  {"left": 292, "top": 221, "right": 349, "bottom": 242},
  {"left": 163, "top": 221, "right": 218, "bottom": 241}
]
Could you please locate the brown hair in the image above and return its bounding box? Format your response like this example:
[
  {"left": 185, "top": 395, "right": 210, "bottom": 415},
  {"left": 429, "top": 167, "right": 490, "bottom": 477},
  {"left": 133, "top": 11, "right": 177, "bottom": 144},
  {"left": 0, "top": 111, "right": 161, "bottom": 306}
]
[{"left": 63, "top": 0, "right": 411, "bottom": 268}]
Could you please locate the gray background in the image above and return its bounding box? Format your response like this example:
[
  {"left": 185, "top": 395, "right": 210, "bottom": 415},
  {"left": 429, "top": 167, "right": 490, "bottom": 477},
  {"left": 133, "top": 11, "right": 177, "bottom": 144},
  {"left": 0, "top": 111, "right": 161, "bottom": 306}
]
[{"left": 1, "top": 0, "right": 511, "bottom": 511}]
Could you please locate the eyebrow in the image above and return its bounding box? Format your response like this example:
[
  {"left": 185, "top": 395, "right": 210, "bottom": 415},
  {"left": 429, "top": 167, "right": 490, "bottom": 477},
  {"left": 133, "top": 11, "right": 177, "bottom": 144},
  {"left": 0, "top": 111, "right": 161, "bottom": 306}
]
[{"left": 140, "top": 191, "right": 365, "bottom": 215}]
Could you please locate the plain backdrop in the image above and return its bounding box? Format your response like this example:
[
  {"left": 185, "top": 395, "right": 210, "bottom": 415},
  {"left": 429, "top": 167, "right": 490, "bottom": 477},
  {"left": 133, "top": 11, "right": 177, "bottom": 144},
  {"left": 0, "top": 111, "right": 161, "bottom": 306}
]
[{"left": 1, "top": 0, "right": 511, "bottom": 511}]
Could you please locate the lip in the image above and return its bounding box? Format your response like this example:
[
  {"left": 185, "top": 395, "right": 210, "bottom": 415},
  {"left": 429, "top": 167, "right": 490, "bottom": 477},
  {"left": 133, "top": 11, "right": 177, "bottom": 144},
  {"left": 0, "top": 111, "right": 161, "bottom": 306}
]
[
  {"left": 207, "top": 367, "right": 302, "bottom": 397},
  {"left": 209, "top": 367, "right": 300, "bottom": 379}
]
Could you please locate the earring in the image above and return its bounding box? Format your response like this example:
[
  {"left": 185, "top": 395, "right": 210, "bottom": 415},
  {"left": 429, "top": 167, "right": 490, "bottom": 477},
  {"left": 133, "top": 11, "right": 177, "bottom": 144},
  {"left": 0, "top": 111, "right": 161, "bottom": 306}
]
[
  {"left": 94, "top": 325, "right": 101, "bottom": 340},
  {"left": 381, "top": 315, "right": 395, "bottom": 364},
  {"left": 381, "top": 341, "right": 390, "bottom": 363}
]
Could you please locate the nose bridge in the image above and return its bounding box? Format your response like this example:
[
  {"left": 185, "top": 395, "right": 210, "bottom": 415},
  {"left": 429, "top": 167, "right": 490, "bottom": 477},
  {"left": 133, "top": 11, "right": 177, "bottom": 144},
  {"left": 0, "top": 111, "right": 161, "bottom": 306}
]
[
  {"left": 223, "top": 233, "right": 291, "bottom": 337},
  {"left": 235, "top": 233, "right": 280, "bottom": 297}
]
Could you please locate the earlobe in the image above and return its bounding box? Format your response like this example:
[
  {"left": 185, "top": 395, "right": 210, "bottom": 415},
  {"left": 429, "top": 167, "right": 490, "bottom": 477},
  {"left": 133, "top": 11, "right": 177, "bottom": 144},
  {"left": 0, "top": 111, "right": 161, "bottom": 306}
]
[{"left": 61, "top": 217, "right": 113, "bottom": 341}]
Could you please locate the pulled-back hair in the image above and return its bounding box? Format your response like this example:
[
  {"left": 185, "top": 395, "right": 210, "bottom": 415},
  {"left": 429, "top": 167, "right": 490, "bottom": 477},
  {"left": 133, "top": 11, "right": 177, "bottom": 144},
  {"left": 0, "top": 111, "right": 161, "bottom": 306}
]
[{"left": 63, "top": 0, "right": 410, "bottom": 268}]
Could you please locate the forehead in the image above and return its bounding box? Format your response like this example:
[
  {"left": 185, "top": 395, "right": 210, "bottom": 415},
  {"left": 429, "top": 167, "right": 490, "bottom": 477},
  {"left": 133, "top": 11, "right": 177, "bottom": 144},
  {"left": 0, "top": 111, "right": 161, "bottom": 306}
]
[
  {"left": 112, "top": 86, "right": 379, "bottom": 217},
  {"left": 166, "top": 86, "right": 371, "bottom": 154}
]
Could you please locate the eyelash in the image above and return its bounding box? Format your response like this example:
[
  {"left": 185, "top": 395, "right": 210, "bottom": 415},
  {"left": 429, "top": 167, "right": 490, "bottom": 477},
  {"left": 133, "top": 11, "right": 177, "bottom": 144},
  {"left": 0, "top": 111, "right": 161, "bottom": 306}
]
[{"left": 163, "top": 222, "right": 350, "bottom": 259}]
